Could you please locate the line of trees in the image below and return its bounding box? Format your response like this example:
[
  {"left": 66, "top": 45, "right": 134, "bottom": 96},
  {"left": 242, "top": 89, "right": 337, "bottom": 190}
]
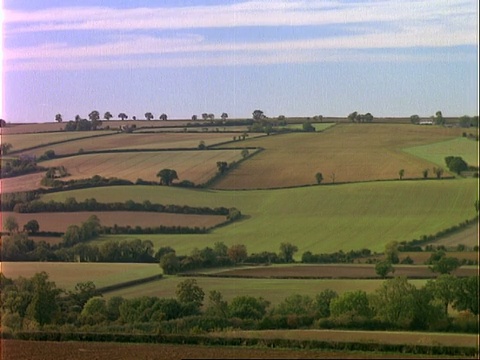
[
  {"left": 1, "top": 273, "right": 478, "bottom": 335},
  {"left": 10, "top": 197, "right": 231, "bottom": 216}
]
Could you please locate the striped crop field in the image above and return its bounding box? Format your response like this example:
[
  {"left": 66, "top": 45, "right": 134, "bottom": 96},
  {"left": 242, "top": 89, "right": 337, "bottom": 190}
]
[
  {"left": 1, "top": 131, "right": 116, "bottom": 153},
  {"left": 0, "top": 211, "right": 226, "bottom": 233},
  {"left": 213, "top": 123, "right": 467, "bottom": 189},
  {"left": 0, "top": 262, "right": 161, "bottom": 290},
  {"left": 0, "top": 172, "right": 46, "bottom": 193},
  {"left": 403, "top": 137, "right": 479, "bottom": 167},
  {"left": 41, "top": 178, "right": 478, "bottom": 256},
  {"left": 17, "top": 132, "right": 247, "bottom": 157},
  {"left": 39, "top": 149, "right": 245, "bottom": 184}
]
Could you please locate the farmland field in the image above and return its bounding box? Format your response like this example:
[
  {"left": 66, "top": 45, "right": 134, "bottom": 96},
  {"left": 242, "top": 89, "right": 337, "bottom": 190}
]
[
  {"left": 0, "top": 211, "right": 226, "bottom": 233},
  {"left": 41, "top": 149, "right": 245, "bottom": 185},
  {"left": 0, "top": 172, "right": 46, "bottom": 193},
  {"left": 1, "top": 340, "right": 451, "bottom": 360},
  {"left": 0, "top": 262, "right": 160, "bottom": 290},
  {"left": 211, "top": 329, "right": 479, "bottom": 348},
  {"left": 424, "top": 223, "right": 479, "bottom": 248},
  {"left": 209, "top": 264, "right": 478, "bottom": 279},
  {"left": 1, "top": 131, "right": 116, "bottom": 153},
  {"left": 403, "top": 137, "right": 479, "bottom": 167},
  {"left": 41, "top": 179, "right": 478, "bottom": 255},
  {"left": 213, "top": 123, "right": 465, "bottom": 189},
  {"left": 17, "top": 132, "right": 250, "bottom": 157},
  {"left": 102, "top": 275, "right": 427, "bottom": 304}
]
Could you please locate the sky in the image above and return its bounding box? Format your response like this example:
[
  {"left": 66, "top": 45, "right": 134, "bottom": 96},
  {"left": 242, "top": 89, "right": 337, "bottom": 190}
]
[{"left": 1, "top": 0, "right": 478, "bottom": 123}]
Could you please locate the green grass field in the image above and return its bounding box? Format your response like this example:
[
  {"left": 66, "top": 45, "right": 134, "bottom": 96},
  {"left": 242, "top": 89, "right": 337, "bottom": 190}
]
[
  {"left": 102, "top": 275, "right": 427, "bottom": 304},
  {"left": 42, "top": 178, "right": 478, "bottom": 256},
  {"left": 0, "top": 262, "right": 161, "bottom": 290},
  {"left": 403, "top": 137, "right": 479, "bottom": 167}
]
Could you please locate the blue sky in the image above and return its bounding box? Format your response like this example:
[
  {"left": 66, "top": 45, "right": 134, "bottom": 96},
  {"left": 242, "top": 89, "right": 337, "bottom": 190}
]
[{"left": 1, "top": 0, "right": 478, "bottom": 123}]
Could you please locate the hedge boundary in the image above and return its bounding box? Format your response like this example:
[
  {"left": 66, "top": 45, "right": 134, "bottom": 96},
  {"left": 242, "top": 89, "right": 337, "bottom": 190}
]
[{"left": 3, "top": 331, "right": 477, "bottom": 357}]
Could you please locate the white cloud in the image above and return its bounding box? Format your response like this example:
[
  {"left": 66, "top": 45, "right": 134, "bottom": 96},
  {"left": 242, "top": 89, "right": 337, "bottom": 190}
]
[{"left": 3, "top": 0, "right": 478, "bottom": 71}]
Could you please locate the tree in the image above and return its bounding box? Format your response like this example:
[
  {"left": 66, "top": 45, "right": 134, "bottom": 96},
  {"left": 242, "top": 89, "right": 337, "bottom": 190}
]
[
  {"left": 205, "top": 290, "right": 228, "bottom": 318},
  {"left": 104, "top": 112, "right": 113, "bottom": 121},
  {"left": 4, "top": 215, "right": 19, "bottom": 234},
  {"left": 252, "top": 110, "right": 265, "bottom": 121},
  {"left": 426, "top": 275, "right": 458, "bottom": 316},
  {"left": 202, "top": 113, "right": 208, "bottom": 121},
  {"left": 191, "top": 115, "right": 197, "bottom": 121},
  {"left": 159, "top": 252, "right": 180, "bottom": 274},
  {"left": 88, "top": 110, "right": 100, "bottom": 122},
  {"left": 23, "top": 219, "right": 40, "bottom": 234},
  {"left": 241, "top": 148, "right": 249, "bottom": 159},
  {"left": 445, "top": 156, "right": 468, "bottom": 175},
  {"left": 1, "top": 143, "right": 13, "bottom": 155},
  {"left": 422, "top": 169, "right": 429, "bottom": 179},
  {"left": 118, "top": 113, "right": 128, "bottom": 121},
  {"left": 453, "top": 276, "right": 479, "bottom": 315},
  {"left": 274, "top": 294, "right": 315, "bottom": 316},
  {"left": 80, "top": 297, "right": 107, "bottom": 324},
  {"left": 330, "top": 290, "right": 371, "bottom": 318},
  {"left": 384, "top": 241, "right": 399, "bottom": 264},
  {"left": 410, "top": 114, "right": 420, "bottom": 124},
  {"left": 156, "top": 169, "right": 178, "bottom": 186},
  {"left": 364, "top": 113, "right": 374, "bottom": 123},
  {"left": 145, "top": 112, "right": 154, "bottom": 121},
  {"left": 315, "top": 289, "right": 338, "bottom": 318},
  {"left": 279, "top": 242, "right": 298, "bottom": 263},
  {"left": 25, "top": 272, "right": 60, "bottom": 326},
  {"left": 221, "top": 113, "right": 228, "bottom": 121},
  {"left": 429, "top": 256, "right": 460, "bottom": 274},
  {"left": 315, "top": 172, "right": 323, "bottom": 184},
  {"left": 398, "top": 169, "right": 405, "bottom": 180},
  {"left": 159, "top": 113, "right": 168, "bottom": 121},
  {"left": 216, "top": 161, "right": 228, "bottom": 174},
  {"left": 375, "top": 261, "right": 395, "bottom": 278},
  {"left": 459, "top": 115, "right": 471, "bottom": 128},
  {"left": 198, "top": 140, "right": 206, "bottom": 150},
  {"left": 176, "top": 279, "right": 205, "bottom": 309},
  {"left": 433, "top": 167, "right": 444, "bottom": 179},
  {"left": 347, "top": 111, "right": 358, "bottom": 122},
  {"left": 0, "top": 118, "right": 6, "bottom": 127},
  {"left": 228, "top": 295, "right": 269, "bottom": 319},
  {"left": 227, "top": 244, "right": 247, "bottom": 264},
  {"left": 55, "top": 113, "right": 63, "bottom": 123},
  {"left": 435, "top": 111, "right": 445, "bottom": 125}
]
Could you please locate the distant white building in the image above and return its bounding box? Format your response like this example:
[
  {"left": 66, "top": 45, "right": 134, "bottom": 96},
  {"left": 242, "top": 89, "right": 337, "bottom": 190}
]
[{"left": 418, "top": 120, "right": 434, "bottom": 125}]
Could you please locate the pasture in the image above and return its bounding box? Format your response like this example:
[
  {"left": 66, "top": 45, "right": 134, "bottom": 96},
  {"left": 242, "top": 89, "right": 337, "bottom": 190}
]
[
  {"left": 210, "top": 264, "right": 478, "bottom": 279},
  {"left": 211, "top": 329, "right": 479, "bottom": 348},
  {"left": 41, "top": 179, "right": 478, "bottom": 256},
  {"left": 17, "top": 132, "right": 249, "bottom": 157},
  {"left": 102, "top": 275, "right": 427, "bottom": 304},
  {"left": 403, "top": 137, "right": 479, "bottom": 167},
  {"left": 41, "top": 149, "right": 245, "bottom": 185},
  {"left": 213, "top": 123, "right": 466, "bottom": 189},
  {"left": 1, "top": 211, "right": 226, "bottom": 233},
  {"left": 0, "top": 262, "right": 160, "bottom": 290}
]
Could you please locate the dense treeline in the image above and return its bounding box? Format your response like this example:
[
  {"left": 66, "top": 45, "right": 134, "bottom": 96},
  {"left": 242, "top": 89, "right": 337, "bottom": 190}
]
[
  {"left": 11, "top": 197, "right": 231, "bottom": 216},
  {"left": 301, "top": 249, "right": 372, "bottom": 263},
  {"left": 0, "top": 157, "right": 45, "bottom": 178},
  {"left": 1, "top": 273, "right": 478, "bottom": 340}
]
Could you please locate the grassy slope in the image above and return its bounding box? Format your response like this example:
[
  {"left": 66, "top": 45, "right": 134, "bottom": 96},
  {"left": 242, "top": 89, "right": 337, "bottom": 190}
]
[
  {"left": 102, "top": 275, "right": 427, "bottom": 304},
  {"left": 212, "top": 124, "right": 465, "bottom": 189},
  {"left": 42, "top": 179, "right": 478, "bottom": 256},
  {"left": 403, "top": 137, "right": 479, "bottom": 167}
]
